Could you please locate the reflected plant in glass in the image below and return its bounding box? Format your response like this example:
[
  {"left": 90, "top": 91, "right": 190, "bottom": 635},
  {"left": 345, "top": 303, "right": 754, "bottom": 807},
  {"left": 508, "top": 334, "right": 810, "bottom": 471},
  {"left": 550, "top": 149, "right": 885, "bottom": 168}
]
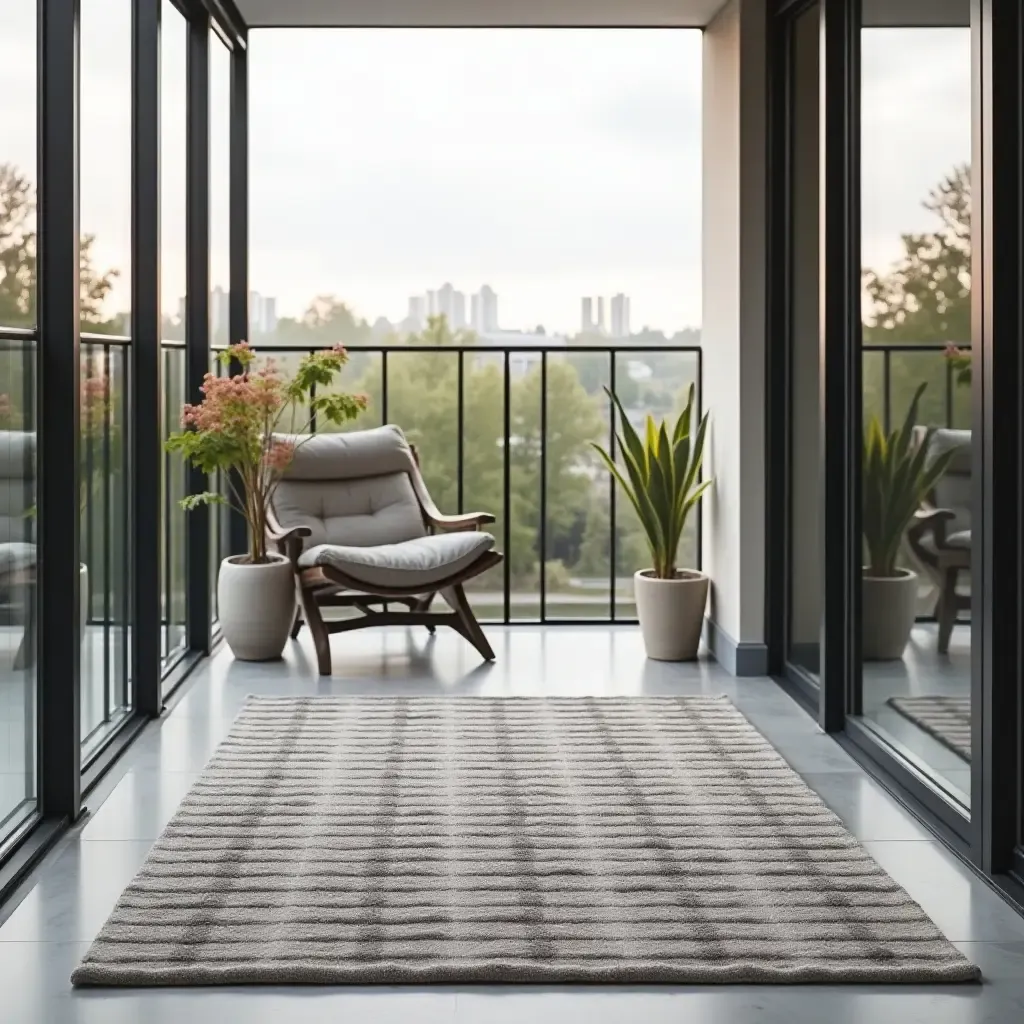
[
  {"left": 862, "top": 382, "right": 956, "bottom": 660},
  {"left": 944, "top": 344, "right": 971, "bottom": 387}
]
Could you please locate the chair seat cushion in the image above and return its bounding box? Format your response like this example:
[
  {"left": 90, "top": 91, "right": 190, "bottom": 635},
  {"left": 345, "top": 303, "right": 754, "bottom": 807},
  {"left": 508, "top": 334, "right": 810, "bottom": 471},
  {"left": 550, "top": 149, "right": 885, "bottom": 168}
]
[
  {"left": 918, "top": 529, "right": 971, "bottom": 555},
  {"left": 299, "top": 531, "right": 495, "bottom": 591},
  {"left": 0, "top": 541, "right": 36, "bottom": 576}
]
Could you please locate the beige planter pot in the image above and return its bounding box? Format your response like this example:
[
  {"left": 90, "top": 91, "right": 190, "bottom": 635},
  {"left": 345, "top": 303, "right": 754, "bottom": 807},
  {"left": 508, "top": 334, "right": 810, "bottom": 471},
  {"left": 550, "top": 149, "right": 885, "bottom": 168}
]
[
  {"left": 862, "top": 568, "right": 918, "bottom": 660},
  {"left": 218, "top": 553, "right": 295, "bottom": 661},
  {"left": 634, "top": 569, "right": 709, "bottom": 661}
]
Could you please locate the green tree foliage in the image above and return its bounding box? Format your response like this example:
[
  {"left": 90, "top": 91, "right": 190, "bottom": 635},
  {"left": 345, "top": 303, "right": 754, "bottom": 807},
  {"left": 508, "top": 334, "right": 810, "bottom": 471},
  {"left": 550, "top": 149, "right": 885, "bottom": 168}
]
[
  {"left": 342, "top": 316, "right": 607, "bottom": 588},
  {"left": 862, "top": 164, "right": 972, "bottom": 430},
  {"left": 0, "top": 162, "right": 124, "bottom": 334},
  {"left": 864, "top": 164, "right": 970, "bottom": 344},
  {"left": 274, "top": 295, "right": 375, "bottom": 347}
]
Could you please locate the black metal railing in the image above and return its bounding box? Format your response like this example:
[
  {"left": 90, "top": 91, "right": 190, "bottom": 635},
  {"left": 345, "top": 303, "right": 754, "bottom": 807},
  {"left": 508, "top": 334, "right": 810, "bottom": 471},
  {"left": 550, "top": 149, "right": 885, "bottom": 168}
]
[
  {"left": 161, "top": 341, "right": 189, "bottom": 668},
  {"left": 863, "top": 341, "right": 971, "bottom": 433},
  {"left": 78, "top": 333, "right": 131, "bottom": 747},
  {"left": 214, "top": 343, "right": 703, "bottom": 624}
]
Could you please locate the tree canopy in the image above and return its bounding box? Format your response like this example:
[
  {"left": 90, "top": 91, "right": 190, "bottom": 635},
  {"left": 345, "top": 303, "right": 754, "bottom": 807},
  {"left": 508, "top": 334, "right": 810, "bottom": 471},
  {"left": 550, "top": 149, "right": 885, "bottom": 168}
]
[
  {"left": 0, "top": 162, "right": 124, "bottom": 334},
  {"left": 862, "top": 164, "right": 972, "bottom": 430},
  {"left": 863, "top": 163, "right": 971, "bottom": 345}
]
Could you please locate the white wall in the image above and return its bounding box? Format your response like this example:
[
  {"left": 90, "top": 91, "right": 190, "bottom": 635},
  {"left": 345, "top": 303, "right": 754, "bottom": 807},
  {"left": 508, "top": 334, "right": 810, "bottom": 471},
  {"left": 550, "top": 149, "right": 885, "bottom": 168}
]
[{"left": 701, "top": 0, "right": 767, "bottom": 652}]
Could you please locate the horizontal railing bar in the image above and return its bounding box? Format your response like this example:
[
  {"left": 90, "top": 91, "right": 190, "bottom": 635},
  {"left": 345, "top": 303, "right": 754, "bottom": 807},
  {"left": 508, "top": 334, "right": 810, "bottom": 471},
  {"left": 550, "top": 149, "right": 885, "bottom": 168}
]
[
  {"left": 862, "top": 342, "right": 971, "bottom": 352},
  {"left": 208, "top": 344, "right": 704, "bottom": 355},
  {"left": 0, "top": 326, "right": 37, "bottom": 340},
  {"left": 81, "top": 332, "right": 132, "bottom": 345}
]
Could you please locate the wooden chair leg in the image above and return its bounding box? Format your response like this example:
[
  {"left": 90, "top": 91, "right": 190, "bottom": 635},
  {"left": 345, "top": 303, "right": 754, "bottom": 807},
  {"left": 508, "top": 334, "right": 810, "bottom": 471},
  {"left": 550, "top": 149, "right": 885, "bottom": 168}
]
[
  {"left": 937, "top": 566, "right": 959, "bottom": 655},
  {"left": 298, "top": 585, "right": 333, "bottom": 675},
  {"left": 289, "top": 604, "right": 302, "bottom": 640},
  {"left": 414, "top": 592, "right": 437, "bottom": 634},
  {"left": 441, "top": 584, "right": 495, "bottom": 661}
]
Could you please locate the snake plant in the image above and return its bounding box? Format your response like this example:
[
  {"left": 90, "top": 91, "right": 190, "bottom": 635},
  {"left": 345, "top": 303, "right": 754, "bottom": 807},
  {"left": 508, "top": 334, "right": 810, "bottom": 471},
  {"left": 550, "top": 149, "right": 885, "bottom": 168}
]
[
  {"left": 863, "top": 382, "right": 956, "bottom": 578},
  {"left": 592, "top": 383, "right": 711, "bottom": 580}
]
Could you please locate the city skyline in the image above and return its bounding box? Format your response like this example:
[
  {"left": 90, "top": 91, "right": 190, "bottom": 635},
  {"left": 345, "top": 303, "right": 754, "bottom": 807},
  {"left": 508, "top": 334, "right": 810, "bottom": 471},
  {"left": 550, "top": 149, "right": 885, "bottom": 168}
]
[{"left": 0, "top": 20, "right": 970, "bottom": 334}]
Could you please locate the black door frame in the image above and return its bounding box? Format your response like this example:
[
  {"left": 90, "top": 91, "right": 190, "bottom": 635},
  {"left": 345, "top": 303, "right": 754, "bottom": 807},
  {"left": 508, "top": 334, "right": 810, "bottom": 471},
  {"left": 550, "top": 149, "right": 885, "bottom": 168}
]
[
  {"left": 0, "top": 0, "right": 247, "bottom": 908},
  {"left": 767, "top": 0, "right": 1024, "bottom": 899}
]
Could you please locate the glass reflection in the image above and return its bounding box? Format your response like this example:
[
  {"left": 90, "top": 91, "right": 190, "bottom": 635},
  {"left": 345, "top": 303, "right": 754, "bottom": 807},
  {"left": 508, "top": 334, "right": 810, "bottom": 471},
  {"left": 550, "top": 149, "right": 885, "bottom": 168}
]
[{"left": 857, "top": 4, "right": 972, "bottom": 806}]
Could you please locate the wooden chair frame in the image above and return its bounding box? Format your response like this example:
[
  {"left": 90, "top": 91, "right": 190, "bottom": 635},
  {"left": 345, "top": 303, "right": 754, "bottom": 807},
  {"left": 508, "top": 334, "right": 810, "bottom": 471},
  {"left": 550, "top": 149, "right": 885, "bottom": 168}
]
[
  {"left": 907, "top": 505, "right": 970, "bottom": 656},
  {"left": 266, "top": 443, "right": 502, "bottom": 675}
]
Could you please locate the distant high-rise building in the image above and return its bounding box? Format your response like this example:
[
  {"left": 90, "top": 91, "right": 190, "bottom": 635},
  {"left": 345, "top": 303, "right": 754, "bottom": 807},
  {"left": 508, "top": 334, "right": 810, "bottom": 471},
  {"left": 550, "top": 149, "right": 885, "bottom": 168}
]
[
  {"left": 452, "top": 290, "right": 467, "bottom": 329},
  {"left": 471, "top": 285, "right": 498, "bottom": 333},
  {"left": 210, "top": 285, "right": 229, "bottom": 342},
  {"left": 596, "top": 296, "right": 606, "bottom": 334},
  {"left": 426, "top": 290, "right": 439, "bottom": 317},
  {"left": 407, "top": 296, "right": 427, "bottom": 331},
  {"left": 179, "top": 288, "right": 278, "bottom": 337},
  {"left": 432, "top": 283, "right": 467, "bottom": 329},
  {"left": 436, "top": 283, "right": 454, "bottom": 322},
  {"left": 249, "top": 291, "right": 279, "bottom": 336},
  {"left": 263, "top": 297, "right": 278, "bottom": 334},
  {"left": 581, "top": 297, "right": 594, "bottom": 333},
  {"left": 610, "top": 293, "right": 631, "bottom": 338}
]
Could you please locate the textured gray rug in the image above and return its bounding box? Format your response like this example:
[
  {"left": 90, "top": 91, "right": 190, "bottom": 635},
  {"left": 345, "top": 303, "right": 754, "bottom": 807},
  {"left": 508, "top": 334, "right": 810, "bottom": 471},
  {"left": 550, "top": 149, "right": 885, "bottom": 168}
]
[
  {"left": 72, "top": 696, "right": 978, "bottom": 986},
  {"left": 888, "top": 696, "right": 971, "bottom": 762}
]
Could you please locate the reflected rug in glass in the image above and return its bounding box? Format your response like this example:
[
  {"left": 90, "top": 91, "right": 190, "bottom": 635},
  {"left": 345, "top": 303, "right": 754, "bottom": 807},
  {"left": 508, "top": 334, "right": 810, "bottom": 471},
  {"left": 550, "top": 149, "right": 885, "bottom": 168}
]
[{"left": 888, "top": 695, "right": 971, "bottom": 762}]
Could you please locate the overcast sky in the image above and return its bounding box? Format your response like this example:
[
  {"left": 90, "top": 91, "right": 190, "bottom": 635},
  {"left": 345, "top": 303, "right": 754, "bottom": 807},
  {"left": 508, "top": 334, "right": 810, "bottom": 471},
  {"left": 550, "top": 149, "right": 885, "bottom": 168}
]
[{"left": 0, "top": 7, "right": 971, "bottom": 336}]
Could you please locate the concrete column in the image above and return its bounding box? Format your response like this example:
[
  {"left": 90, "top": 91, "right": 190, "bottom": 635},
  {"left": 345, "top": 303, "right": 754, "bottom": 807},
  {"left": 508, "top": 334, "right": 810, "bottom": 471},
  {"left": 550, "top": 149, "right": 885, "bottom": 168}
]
[{"left": 701, "top": 0, "right": 769, "bottom": 675}]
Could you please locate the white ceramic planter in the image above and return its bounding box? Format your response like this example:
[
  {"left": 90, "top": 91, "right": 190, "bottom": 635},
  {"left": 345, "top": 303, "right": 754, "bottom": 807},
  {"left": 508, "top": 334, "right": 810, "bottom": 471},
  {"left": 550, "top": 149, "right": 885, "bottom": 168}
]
[
  {"left": 862, "top": 568, "right": 918, "bottom": 660},
  {"left": 79, "top": 563, "right": 88, "bottom": 644},
  {"left": 217, "top": 553, "right": 295, "bottom": 661},
  {"left": 634, "top": 569, "right": 709, "bottom": 661}
]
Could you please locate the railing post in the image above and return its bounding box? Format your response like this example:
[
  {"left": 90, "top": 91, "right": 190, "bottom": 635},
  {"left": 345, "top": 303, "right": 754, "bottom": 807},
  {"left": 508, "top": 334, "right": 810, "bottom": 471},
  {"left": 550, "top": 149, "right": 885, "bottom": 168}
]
[
  {"left": 539, "top": 351, "right": 547, "bottom": 623},
  {"left": 608, "top": 350, "right": 617, "bottom": 621},
  {"left": 457, "top": 351, "right": 464, "bottom": 513},
  {"left": 503, "top": 351, "right": 511, "bottom": 623}
]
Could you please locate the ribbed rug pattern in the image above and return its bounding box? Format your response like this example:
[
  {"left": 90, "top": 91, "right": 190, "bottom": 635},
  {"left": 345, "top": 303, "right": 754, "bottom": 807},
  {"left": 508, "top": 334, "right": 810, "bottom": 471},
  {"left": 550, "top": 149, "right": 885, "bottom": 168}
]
[
  {"left": 72, "top": 695, "right": 978, "bottom": 986},
  {"left": 889, "top": 695, "right": 971, "bottom": 761}
]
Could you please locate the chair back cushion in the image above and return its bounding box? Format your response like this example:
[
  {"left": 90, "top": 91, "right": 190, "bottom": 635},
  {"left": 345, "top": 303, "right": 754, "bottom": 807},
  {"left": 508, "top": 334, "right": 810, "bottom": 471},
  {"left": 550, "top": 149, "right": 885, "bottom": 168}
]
[
  {"left": 926, "top": 428, "right": 971, "bottom": 533},
  {"left": 0, "top": 431, "right": 35, "bottom": 545},
  {"left": 272, "top": 426, "right": 426, "bottom": 548}
]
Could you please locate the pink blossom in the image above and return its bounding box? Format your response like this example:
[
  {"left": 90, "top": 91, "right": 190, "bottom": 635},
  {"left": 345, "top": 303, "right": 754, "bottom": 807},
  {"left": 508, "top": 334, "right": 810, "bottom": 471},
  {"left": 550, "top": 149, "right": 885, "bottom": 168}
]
[{"left": 263, "top": 439, "right": 296, "bottom": 471}]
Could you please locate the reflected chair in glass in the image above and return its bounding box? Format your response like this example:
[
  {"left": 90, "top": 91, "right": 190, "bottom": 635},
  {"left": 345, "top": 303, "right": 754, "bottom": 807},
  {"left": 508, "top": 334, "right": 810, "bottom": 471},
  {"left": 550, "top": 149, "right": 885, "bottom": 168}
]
[{"left": 907, "top": 428, "right": 972, "bottom": 654}]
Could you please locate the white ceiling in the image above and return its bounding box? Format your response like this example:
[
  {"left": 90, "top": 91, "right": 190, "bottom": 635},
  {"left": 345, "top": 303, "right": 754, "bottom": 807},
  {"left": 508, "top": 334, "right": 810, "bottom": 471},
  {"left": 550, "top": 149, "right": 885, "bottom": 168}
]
[{"left": 234, "top": 0, "right": 731, "bottom": 29}]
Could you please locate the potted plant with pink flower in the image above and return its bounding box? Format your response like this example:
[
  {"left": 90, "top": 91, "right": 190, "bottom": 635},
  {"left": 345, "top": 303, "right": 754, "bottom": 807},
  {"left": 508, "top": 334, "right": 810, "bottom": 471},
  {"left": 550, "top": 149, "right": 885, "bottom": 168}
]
[{"left": 166, "top": 342, "right": 368, "bottom": 660}]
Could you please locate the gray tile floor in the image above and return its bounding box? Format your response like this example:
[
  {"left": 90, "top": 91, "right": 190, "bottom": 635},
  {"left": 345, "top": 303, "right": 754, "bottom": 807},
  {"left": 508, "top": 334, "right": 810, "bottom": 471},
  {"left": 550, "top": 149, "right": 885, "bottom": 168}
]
[
  {"left": 2, "top": 626, "right": 1023, "bottom": 1024},
  {"left": 861, "top": 623, "right": 972, "bottom": 805}
]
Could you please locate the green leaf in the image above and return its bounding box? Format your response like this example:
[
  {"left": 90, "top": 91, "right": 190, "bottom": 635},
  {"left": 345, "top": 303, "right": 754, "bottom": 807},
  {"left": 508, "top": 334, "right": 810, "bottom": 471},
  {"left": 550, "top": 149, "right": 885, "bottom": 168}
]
[
  {"left": 179, "top": 491, "right": 227, "bottom": 512},
  {"left": 596, "top": 387, "right": 713, "bottom": 577}
]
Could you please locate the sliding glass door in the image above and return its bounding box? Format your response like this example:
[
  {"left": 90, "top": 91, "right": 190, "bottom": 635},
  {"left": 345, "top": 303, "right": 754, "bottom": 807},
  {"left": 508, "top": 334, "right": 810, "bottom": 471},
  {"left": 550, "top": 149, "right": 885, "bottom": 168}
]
[
  {"left": 852, "top": 1, "right": 975, "bottom": 813},
  {"left": 772, "top": 0, "right": 1024, "bottom": 893}
]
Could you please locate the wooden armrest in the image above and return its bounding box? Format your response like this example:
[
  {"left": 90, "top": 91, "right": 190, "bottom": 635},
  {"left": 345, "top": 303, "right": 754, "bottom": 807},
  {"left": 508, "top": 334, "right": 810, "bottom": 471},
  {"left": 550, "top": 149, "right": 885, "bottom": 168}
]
[
  {"left": 426, "top": 511, "right": 496, "bottom": 533},
  {"left": 406, "top": 445, "right": 494, "bottom": 532},
  {"left": 266, "top": 523, "right": 311, "bottom": 566},
  {"left": 266, "top": 523, "right": 312, "bottom": 543},
  {"left": 907, "top": 507, "right": 955, "bottom": 545}
]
